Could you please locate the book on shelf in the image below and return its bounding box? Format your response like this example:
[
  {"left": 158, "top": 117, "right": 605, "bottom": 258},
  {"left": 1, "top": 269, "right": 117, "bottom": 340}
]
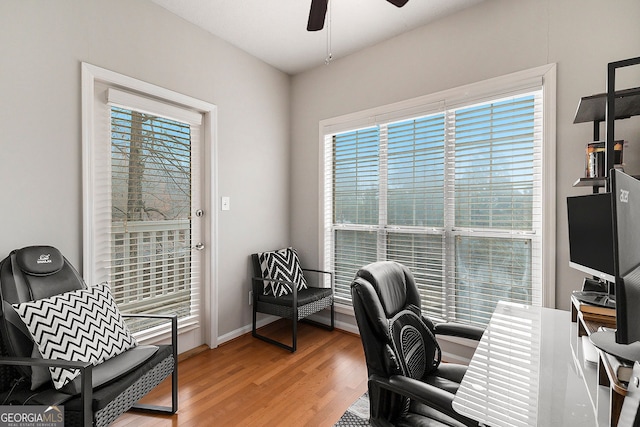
[
  {"left": 572, "top": 294, "right": 616, "bottom": 317},
  {"left": 581, "top": 311, "right": 617, "bottom": 328},
  {"left": 599, "top": 326, "right": 633, "bottom": 383},
  {"left": 580, "top": 303, "right": 615, "bottom": 317}
]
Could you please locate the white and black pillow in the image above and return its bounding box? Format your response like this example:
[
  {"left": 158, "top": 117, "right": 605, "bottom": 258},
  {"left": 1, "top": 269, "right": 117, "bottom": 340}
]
[
  {"left": 258, "top": 248, "right": 308, "bottom": 297},
  {"left": 13, "top": 283, "right": 137, "bottom": 390}
]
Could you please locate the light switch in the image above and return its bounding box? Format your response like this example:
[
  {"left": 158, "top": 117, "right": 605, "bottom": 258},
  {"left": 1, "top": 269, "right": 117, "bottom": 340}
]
[{"left": 221, "top": 196, "right": 230, "bottom": 211}]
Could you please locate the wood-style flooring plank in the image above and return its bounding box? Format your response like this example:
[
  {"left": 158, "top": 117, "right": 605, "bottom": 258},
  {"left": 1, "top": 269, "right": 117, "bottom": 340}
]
[{"left": 111, "top": 320, "right": 368, "bottom": 426}]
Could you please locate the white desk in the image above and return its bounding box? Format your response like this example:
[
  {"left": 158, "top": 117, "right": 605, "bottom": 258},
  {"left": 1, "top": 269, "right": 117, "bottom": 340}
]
[{"left": 452, "top": 301, "right": 598, "bottom": 427}]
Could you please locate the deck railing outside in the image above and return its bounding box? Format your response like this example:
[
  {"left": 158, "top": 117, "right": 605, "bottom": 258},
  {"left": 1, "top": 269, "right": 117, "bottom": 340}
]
[{"left": 110, "top": 219, "right": 193, "bottom": 332}]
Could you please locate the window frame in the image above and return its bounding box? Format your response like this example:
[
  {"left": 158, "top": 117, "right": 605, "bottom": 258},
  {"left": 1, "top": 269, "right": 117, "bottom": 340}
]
[{"left": 319, "top": 64, "right": 557, "bottom": 317}]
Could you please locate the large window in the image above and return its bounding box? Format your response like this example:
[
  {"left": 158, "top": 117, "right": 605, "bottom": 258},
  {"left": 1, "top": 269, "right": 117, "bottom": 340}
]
[{"left": 322, "top": 66, "right": 556, "bottom": 326}]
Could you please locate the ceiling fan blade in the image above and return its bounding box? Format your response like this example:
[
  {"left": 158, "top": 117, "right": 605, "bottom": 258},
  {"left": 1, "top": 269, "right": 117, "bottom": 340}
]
[
  {"left": 307, "top": 0, "right": 328, "bottom": 31},
  {"left": 387, "top": 0, "right": 409, "bottom": 7}
]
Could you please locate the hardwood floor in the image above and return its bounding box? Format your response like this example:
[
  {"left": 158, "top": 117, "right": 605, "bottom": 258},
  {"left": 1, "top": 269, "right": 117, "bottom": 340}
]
[{"left": 111, "top": 320, "right": 368, "bottom": 427}]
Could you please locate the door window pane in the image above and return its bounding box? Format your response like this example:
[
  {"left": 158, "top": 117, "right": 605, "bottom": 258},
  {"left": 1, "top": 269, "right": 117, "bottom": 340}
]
[{"left": 111, "top": 106, "right": 196, "bottom": 332}]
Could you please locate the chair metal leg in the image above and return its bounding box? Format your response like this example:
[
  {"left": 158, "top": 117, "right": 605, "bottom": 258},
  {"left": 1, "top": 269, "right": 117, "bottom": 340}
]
[
  {"left": 253, "top": 298, "right": 297, "bottom": 352},
  {"left": 131, "top": 316, "right": 179, "bottom": 415},
  {"left": 330, "top": 301, "right": 335, "bottom": 330},
  {"left": 292, "top": 317, "right": 297, "bottom": 353},
  {"left": 129, "top": 362, "right": 178, "bottom": 414},
  {"left": 252, "top": 299, "right": 334, "bottom": 353}
]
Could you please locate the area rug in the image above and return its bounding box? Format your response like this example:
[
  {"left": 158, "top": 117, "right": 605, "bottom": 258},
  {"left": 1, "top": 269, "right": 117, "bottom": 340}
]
[{"left": 334, "top": 392, "right": 370, "bottom": 426}]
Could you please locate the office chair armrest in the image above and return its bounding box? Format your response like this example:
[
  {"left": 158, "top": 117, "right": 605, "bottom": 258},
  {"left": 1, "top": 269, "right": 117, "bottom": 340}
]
[
  {"left": 370, "top": 374, "right": 476, "bottom": 427},
  {"left": 434, "top": 322, "right": 484, "bottom": 341},
  {"left": 369, "top": 374, "right": 463, "bottom": 421},
  {"left": 371, "top": 374, "right": 454, "bottom": 410}
]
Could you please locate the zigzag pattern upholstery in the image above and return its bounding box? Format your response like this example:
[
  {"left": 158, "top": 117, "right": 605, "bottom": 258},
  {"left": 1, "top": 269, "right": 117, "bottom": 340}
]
[
  {"left": 12, "top": 283, "right": 137, "bottom": 389},
  {"left": 258, "top": 248, "right": 307, "bottom": 296}
]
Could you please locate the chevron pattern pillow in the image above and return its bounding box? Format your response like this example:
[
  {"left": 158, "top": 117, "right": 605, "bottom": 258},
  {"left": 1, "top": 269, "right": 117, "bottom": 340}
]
[
  {"left": 258, "top": 248, "right": 308, "bottom": 297},
  {"left": 13, "top": 283, "right": 137, "bottom": 390}
]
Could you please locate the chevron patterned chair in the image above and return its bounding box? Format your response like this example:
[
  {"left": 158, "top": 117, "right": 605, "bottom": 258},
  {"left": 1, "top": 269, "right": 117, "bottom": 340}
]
[
  {"left": 0, "top": 245, "right": 178, "bottom": 426},
  {"left": 251, "top": 248, "right": 334, "bottom": 352}
]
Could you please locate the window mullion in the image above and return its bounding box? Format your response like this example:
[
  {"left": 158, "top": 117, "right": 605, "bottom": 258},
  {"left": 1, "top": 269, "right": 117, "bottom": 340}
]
[
  {"left": 379, "top": 124, "right": 388, "bottom": 261},
  {"left": 443, "top": 109, "right": 457, "bottom": 322}
]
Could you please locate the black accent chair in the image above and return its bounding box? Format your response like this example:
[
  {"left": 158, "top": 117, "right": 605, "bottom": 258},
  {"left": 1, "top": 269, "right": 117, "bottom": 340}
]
[
  {"left": 251, "top": 250, "right": 334, "bottom": 352},
  {"left": 351, "top": 261, "right": 484, "bottom": 427},
  {"left": 0, "top": 246, "right": 178, "bottom": 427}
]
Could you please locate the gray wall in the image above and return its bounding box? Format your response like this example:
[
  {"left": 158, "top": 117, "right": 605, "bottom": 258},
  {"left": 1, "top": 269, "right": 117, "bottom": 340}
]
[
  {"left": 290, "top": 0, "right": 640, "bottom": 315},
  {"left": 0, "top": 0, "right": 291, "bottom": 339},
  {"left": 2, "top": 0, "right": 640, "bottom": 343}
]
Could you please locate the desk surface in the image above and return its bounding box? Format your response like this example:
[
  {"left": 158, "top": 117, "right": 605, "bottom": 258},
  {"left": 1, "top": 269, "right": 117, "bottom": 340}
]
[{"left": 452, "top": 301, "right": 597, "bottom": 427}]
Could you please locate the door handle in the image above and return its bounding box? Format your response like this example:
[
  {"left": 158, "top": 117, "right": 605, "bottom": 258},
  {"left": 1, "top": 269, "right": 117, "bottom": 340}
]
[{"left": 193, "top": 242, "right": 205, "bottom": 251}]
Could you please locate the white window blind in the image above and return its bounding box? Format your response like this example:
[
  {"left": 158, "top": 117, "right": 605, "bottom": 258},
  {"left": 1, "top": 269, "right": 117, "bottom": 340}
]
[
  {"left": 84, "top": 87, "right": 204, "bottom": 336},
  {"left": 446, "top": 94, "right": 543, "bottom": 325},
  {"left": 329, "top": 127, "right": 380, "bottom": 301},
  {"left": 109, "top": 105, "right": 201, "bottom": 333},
  {"left": 323, "top": 79, "right": 548, "bottom": 326}
]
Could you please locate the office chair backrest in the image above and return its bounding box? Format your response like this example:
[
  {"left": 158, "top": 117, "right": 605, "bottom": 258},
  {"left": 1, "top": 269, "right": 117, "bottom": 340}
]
[
  {"left": 354, "top": 261, "right": 421, "bottom": 317},
  {"left": 351, "top": 261, "right": 440, "bottom": 379},
  {"left": 0, "top": 246, "right": 86, "bottom": 379}
]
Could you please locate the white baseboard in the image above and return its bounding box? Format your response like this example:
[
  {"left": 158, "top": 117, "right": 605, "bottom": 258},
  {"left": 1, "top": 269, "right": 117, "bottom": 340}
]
[
  {"left": 216, "top": 313, "right": 475, "bottom": 366},
  {"left": 216, "top": 314, "right": 279, "bottom": 346},
  {"left": 217, "top": 313, "right": 359, "bottom": 346}
]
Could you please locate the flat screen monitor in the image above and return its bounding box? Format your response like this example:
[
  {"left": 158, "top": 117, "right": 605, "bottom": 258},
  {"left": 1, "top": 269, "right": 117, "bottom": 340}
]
[
  {"left": 567, "top": 193, "right": 615, "bottom": 283},
  {"left": 612, "top": 169, "right": 640, "bottom": 345},
  {"left": 590, "top": 170, "right": 640, "bottom": 362}
]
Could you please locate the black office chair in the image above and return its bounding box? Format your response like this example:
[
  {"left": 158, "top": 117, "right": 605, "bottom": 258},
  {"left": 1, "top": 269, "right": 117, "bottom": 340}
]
[{"left": 351, "top": 261, "right": 484, "bottom": 427}]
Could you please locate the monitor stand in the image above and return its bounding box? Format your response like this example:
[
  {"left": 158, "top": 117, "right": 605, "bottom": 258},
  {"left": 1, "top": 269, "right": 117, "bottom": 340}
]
[{"left": 590, "top": 330, "right": 640, "bottom": 363}]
